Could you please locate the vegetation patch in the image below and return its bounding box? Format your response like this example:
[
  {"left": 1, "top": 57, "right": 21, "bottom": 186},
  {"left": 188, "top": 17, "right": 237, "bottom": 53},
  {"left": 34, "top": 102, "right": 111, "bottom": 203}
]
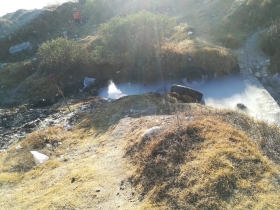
[
  {"left": 161, "top": 40, "right": 239, "bottom": 79},
  {"left": 259, "top": 19, "right": 280, "bottom": 75},
  {"left": 0, "top": 60, "right": 35, "bottom": 90},
  {"left": 127, "top": 111, "right": 280, "bottom": 209},
  {"left": 36, "top": 11, "right": 238, "bottom": 85},
  {"left": 1, "top": 96, "right": 280, "bottom": 209},
  {"left": 94, "top": 11, "right": 175, "bottom": 82},
  {"left": 214, "top": 0, "right": 280, "bottom": 48},
  {"left": 38, "top": 37, "right": 88, "bottom": 76},
  {"left": 77, "top": 93, "right": 196, "bottom": 134},
  {"left": 0, "top": 127, "right": 66, "bottom": 173}
]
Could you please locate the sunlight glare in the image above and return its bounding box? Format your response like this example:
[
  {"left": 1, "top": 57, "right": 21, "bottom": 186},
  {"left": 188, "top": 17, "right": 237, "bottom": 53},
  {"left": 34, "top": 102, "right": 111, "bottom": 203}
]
[{"left": 0, "top": 0, "right": 70, "bottom": 17}]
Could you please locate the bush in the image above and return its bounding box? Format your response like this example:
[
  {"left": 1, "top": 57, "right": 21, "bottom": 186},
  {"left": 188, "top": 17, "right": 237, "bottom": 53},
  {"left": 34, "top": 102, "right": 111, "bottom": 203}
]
[
  {"left": 229, "top": 0, "right": 280, "bottom": 30},
  {"left": 259, "top": 19, "right": 280, "bottom": 74},
  {"left": 215, "top": 0, "right": 280, "bottom": 49},
  {"left": 161, "top": 41, "right": 239, "bottom": 79},
  {"left": 38, "top": 37, "right": 87, "bottom": 75},
  {"left": 82, "top": 0, "right": 115, "bottom": 25},
  {"left": 95, "top": 11, "right": 175, "bottom": 81}
]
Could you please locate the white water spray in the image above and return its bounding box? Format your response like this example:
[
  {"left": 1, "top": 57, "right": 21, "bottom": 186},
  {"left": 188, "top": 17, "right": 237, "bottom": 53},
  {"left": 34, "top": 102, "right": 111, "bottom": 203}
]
[
  {"left": 99, "top": 76, "right": 280, "bottom": 125},
  {"left": 107, "top": 80, "right": 126, "bottom": 99}
]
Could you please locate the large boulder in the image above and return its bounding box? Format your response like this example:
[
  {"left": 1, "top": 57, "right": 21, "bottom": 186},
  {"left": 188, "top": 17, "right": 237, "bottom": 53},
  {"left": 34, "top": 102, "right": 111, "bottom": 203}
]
[
  {"left": 81, "top": 78, "right": 109, "bottom": 95},
  {"left": 170, "top": 84, "right": 203, "bottom": 102}
]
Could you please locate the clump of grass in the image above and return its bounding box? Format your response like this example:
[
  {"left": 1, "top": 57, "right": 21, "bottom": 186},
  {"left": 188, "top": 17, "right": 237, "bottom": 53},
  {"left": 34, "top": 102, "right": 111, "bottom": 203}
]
[
  {"left": 221, "top": 110, "right": 280, "bottom": 164},
  {"left": 0, "top": 173, "right": 22, "bottom": 186},
  {"left": 127, "top": 113, "right": 280, "bottom": 209},
  {"left": 0, "top": 127, "right": 66, "bottom": 173},
  {"left": 78, "top": 93, "right": 174, "bottom": 134},
  {"left": 161, "top": 40, "right": 239, "bottom": 78},
  {"left": 172, "top": 24, "right": 194, "bottom": 42}
]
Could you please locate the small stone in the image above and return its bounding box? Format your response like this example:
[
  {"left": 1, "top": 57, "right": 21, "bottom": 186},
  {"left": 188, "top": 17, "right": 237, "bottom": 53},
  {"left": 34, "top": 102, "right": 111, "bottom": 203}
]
[
  {"left": 96, "top": 189, "right": 100, "bottom": 192},
  {"left": 255, "top": 72, "right": 261, "bottom": 78},
  {"left": 71, "top": 177, "right": 75, "bottom": 183}
]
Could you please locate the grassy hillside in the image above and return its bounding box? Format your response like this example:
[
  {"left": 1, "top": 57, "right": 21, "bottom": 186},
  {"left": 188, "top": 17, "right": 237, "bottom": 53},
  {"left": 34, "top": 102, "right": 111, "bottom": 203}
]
[
  {"left": 0, "top": 1, "right": 240, "bottom": 106},
  {"left": 1, "top": 0, "right": 280, "bottom": 208},
  {"left": 1, "top": 0, "right": 279, "bottom": 105},
  {"left": 259, "top": 20, "right": 280, "bottom": 75},
  {"left": 0, "top": 96, "right": 279, "bottom": 209}
]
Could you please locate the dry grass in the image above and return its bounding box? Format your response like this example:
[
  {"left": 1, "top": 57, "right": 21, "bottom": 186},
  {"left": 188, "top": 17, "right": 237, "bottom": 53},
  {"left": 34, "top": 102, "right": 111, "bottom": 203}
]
[
  {"left": 161, "top": 40, "right": 239, "bottom": 77},
  {"left": 0, "top": 122, "right": 104, "bottom": 209},
  {"left": 0, "top": 96, "right": 138, "bottom": 209},
  {"left": 77, "top": 93, "right": 195, "bottom": 135},
  {"left": 1, "top": 96, "right": 280, "bottom": 209},
  {"left": 0, "top": 127, "right": 67, "bottom": 173},
  {"left": 126, "top": 107, "right": 280, "bottom": 209}
]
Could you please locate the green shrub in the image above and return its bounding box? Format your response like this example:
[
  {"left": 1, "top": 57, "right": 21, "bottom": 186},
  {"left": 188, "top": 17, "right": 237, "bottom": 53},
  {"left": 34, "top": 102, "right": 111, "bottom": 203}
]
[
  {"left": 215, "top": 0, "right": 280, "bottom": 49},
  {"left": 95, "top": 11, "right": 175, "bottom": 81},
  {"left": 230, "top": 0, "right": 280, "bottom": 30},
  {"left": 38, "top": 37, "right": 87, "bottom": 75},
  {"left": 259, "top": 19, "right": 280, "bottom": 74},
  {"left": 82, "top": 0, "right": 115, "bottom": 25}
]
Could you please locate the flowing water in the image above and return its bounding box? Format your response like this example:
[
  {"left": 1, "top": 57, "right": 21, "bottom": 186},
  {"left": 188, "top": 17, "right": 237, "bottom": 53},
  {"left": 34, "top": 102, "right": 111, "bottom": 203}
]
[{"left": 99, "top": 75, "right": 280, "bottom": 124}]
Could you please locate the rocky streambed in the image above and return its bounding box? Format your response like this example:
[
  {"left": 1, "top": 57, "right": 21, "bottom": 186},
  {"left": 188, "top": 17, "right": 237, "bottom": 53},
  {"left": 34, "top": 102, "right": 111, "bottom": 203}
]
[{"left": 238, "top": 29, "right": 280, "bottom": 104}]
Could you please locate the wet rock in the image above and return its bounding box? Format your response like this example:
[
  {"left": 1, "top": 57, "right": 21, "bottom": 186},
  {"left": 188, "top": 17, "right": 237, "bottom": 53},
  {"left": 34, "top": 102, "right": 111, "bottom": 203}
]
[
  {"left": 255, "top": 72, "right": 261, "bottom": 78},
  {"left": 0, "top": 108, "right": 60, "bottom": 149},
  {"left": 170, "top": 84, "right": 203, "bottom": 102},
  {"left": 236, "top": 103, "right": 247, "bottom": 110},
  {"left": 81, "top": 78, "right": 108, "bottom": 94},
  {"left": 23, "top": 122, "right": 36, "bottom": 128},
  {"left": 270, "top": 76, "right": 280, "bottom": 87}
]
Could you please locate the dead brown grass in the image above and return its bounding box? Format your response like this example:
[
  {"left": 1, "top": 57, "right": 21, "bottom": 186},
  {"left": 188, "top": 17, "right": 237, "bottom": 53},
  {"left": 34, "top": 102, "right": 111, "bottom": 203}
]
[
  {"left": 126, "top": 109, "right": 280, "bottom": 209},
  {"left": 77, "top": 93, "right": 195, "bottom": 135},
  {"left": 161, "top": 40, "right": 239, "bottom": 78},
  {"left": 0, "top": 127, "right": 67, "bottom": 174},
  {"left": 1, "top": 96, "right": 280, "bottom": 209}
]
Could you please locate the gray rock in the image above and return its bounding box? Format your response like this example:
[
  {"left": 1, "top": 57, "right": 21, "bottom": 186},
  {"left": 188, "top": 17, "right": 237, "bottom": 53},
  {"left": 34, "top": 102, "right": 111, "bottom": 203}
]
[{"left": 270, "top": 77, "right": 280, "bottom": 87}]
